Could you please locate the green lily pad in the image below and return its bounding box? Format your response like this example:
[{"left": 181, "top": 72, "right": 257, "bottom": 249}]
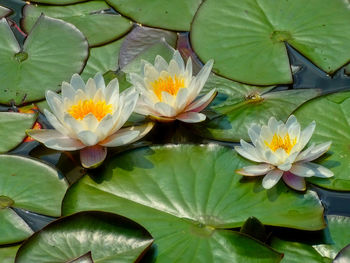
[
  {"left": 22, "top": 1, "right": 132, "bottom": 47},
  {"left": 0, "top": 112, "right": 37, "bottom": 153},
  {"left": 119, "top": 25, "right": 177, "bottom": 68},
  {"left": 0, "top": 15, "right": 88, "bottom": 105},
  {"left": 121, "top": 40, "right": 174, "bottom": 74},
  {"left": 0, "top": 245, "right": 20, "bottom": 263},
  {"left": 106, "top": 0, "right": 202, "bottom": 31},
  {"left": 0, "top": 155, "right": 68, "bottom": 244},
  {"left": 314, "top": 215, "right": 350, "bottom": 259},
  {"left": 16, "top": 211, "right": 153, "bottom": 263},
  {"left": 0, "top": 6, "right": 11, "bottom": 18},
  {"left": 81, "top": 38, "right": 124, "bottom": 81},
  {"left": 271, "top": 237, "right": 332, "bottom": 263},
  {"left": 26, "top": 0, "right": 86, "bottom": 5},
  {"left": 193, "top": 74, "right": 319, "bottom": 142},
  {"left": 63, "top": 145, "right": 325, "bottom": 262},
  {"left": 294, "top": 91, "right": 350, "bottom": 191},
  {"left": 191, "top": 0, "right": 350, "bottom": 85}
]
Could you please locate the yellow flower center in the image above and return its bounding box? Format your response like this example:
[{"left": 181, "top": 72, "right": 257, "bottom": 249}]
[
  {"left": 265, "top": 133, "right": 297, "bottom": 154},
  {"left": 67, "top": 99, "right": 112, "bottom": 121},
  {"left": 151, "top": 75, "right": 185, "bottom": 101}
]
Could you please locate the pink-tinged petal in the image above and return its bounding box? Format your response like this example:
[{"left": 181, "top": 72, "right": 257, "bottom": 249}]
[
  {"left": 80, "top": 145, "right": 107, "bottom": 169},
  {"left": 176, "top": 112, "right": 206, "bottom": 123},
  {"left": 296, "top": 141, "right": 332, "bottom": 162},
  {"left": 77, "top": 130, "right": 99, "bottom": 146},
  {"left": 290, "top": 162, "right": 333, "bottom": 178},
  {"left": 100, "top": 129, "right": 139, "bottom": 147},
  {"left": 185, "top": 89, "right": 217, "bottom": 113},
  {"left": 262, "top": 169, "right": 283, "bottom": 189},
  {"left": 282, "top": 172, "right": 306, "bottom": 191},
  {"left": 27, "top": 129, "right": 85, "bottom": 151},
  {"left": 236, "top": 164, "right": 275, "bottom": 176}
]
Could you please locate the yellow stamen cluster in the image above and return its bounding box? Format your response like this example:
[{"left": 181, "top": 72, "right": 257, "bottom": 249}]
[
  {"left": 265, "top": 133, "right": 297, "bottom": 154},
  {"left": 151, "top": 75, "right": 185, "bottom": 101},
  {"left": 68, "top": 99, "right": 112, "bottom": 121}
]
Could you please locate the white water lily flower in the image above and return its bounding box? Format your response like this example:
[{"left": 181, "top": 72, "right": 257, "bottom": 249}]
[
  {"left": 27, "top": 73, "right": 154, "bottom": 168},
  {"left": 235, "top": 115, "right": 333, "bottom": 191},
  {"left": 128, "top": 50, "right": 217, "bottom": 123}
]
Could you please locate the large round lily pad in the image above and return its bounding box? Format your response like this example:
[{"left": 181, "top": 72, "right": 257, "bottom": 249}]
[
  {"left": 314, "top": 215, "right": 350, "bottom": 259},
  {"left": 63, "top": 145, "right": 325, "bottom": 262},
  {"left": 0, "top": 15, "right": 88, "bottom": 105},
  {"left": 0, "top": 112, "right": 36, "bottom": 153},
  {"left": 106, "top": 0, "right": 202, "bottom": 31},
  {"left": 191, "top": 0, "right": 350, "bottom": 85},
  {"left": 0, "top": 155, "right": 68, "bottom": 244},
  {"left": 294, "top": 91, "right": 350, "bottom": 191},
  {"left": 193, "top": 74, "right": 319, "bottom": 142},
  {"left": 22, "top": 1, "right": 133, "bottom": 47},
  {"left": 15, "top": 211, "right": 153, "bottom": 263},
  {"left": 81, "top": 38, "right": 124, "bottom": 81}
]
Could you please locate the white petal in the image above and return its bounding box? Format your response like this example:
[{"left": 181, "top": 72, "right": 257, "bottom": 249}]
[
  {"left": 185, "top": 89, "right": 217, "bottom": 112},
  {"left": 172, "top": 50, "right": 185, "bottom": 72},
  {"left": 80, "top": 145, "right": 107, "bottom": 169},
  {"left": 236, "top": 164, "right": 275, "bottom": 176},
  {"left": 45, "top": 90, "right": 64, "bottom": 122},
  {"left": 176, "top": 112, "right": 206, "bottom": 123},
  {"left": 298, "top": 121, "right": 316, "bottom": 150},
  {"left": 161, "top": 91, "right": 175, "bottom": 106},
  {"left": 174, "top": 88, "right": 189, "bottom": 112},
  {"left": 61, "top": 82, "right": 76, "bottom": 101},
  {"left": 44, "top": 109, "right": 71, "bottom": 136},
  {"left": 286, "top": 115, "right": 297, "bottom": 129},
  {"left": 290, "top": 162, "right": 334, "bottom": 178},
  {"left": 82, "top": 113, "right": 99, "bottom": 131},
  {"left": 102, "top": 122, "right": 154, "bottom": 147},
  {"left": 77, "top": 130, "right": 99, "bottom": 146},
  {"left": 70, "top": 73, "right": 85, "bottom": 90},
  {"left": 93, "top": 88, "right": 104, "bottom": 102},
  {"left": 296, "top": 141, "right": 332, "bottom": 162},
  {"left": 105, "top": 78, "right": 119, "bottom": 104},
  {"left": 154, "top": 55, "right": 169, "bottom": 72},
  {"left": 27, "top": 129, "right": 85, "bottom": 151},
  {"left": 267, "top": 117, "right": 278, "bottom": 134},
  {"left": 93, "top": 72, "right": 105, "bottom": 91},
  {"left": 155, "top": 102, "right": 176, "bottom": 117},
  {"left": 262, "top": 169, "right": 283, "bottom": 189},
  {"left": 144, "top": 63, "right": 160, "bottom": 82},
  {"left": 277, "top": 162, "right": 292, "bottom": 171},
  {"left": 96, "top": 114, "right": 114, "bottom": 140},
  {"left": 168, "top": 59, "right": 180, "bottom": 76},
  {"left": 185, "top": 57, "right": 193, "bottom": 79},
  {"left": 63, "top": 114, "right": 84, "bottom": 135},
  {"left": 85, "top": 78, "right": 97, "bottom": 99},
  {"left": 235, "top": 141, "right": 262, "bottom": 163},
  {"left": 195, "top": 59, "right": 213, "bottom": 89},
  {"left": 248, "top": 124, "right": 261, "bottom": 146},
  {"left": 100, "top": 129, "right": 139, "bottom": 147}
]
